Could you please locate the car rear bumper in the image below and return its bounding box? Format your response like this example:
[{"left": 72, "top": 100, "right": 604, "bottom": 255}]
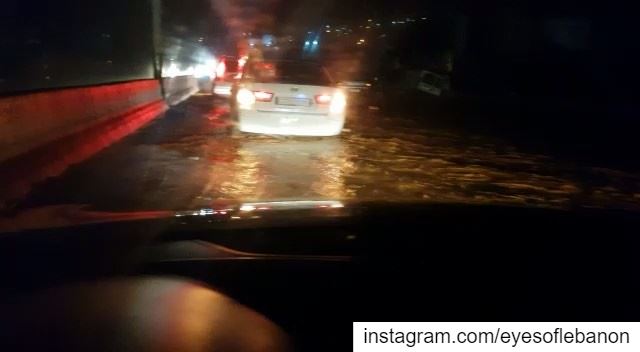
[
  {"left": 213, "top": 83, "right": 233, "bottom": 97},
  {"left": 238, "top": 110, "right": 345, "bottom": 136}
]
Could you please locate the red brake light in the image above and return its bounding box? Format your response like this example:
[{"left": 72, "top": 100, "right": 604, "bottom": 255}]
[
  {"left": 253, "top": 91, "right": 274, "bottom": 102},
  {"left": 315, "top": 94, "right": 332, "bottom": 104},
  {"left": 238, "top": 56, "right": 248, "bottom": 71},
  {"left": 257, "top": 62, "right": 274, "bottom": 70},
  {"left": 216, "top": 61, "right": 226, "bottom": 80}
]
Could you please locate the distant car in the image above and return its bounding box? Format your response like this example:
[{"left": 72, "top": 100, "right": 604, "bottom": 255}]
[
  {"left": 338, "top": 80, "right": 372, "bottom": 94},
  {"left": 212, "top": 55, "right": 243, "bottom": 98},
  {"left": 417, "top": 70, "right": 451, "bottom": 97},
  {"left": 233, "top": 61, "right": 346, "bottom": 137},
  {"left": 337, "top": 77, "right": 383, "bottom": 108}
]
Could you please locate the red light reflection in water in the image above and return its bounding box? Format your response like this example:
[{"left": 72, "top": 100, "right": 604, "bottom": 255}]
[
  {"left": 206, "top": 106, "right": 230, "bottom": 122},
  {"left": 0, "top": 100, "right": 167, "bottom": 207}
]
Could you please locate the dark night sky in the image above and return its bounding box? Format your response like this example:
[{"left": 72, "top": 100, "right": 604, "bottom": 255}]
[
  {"left": 208, "top": 0, "right": 435, "bottom": 36},
  {"left": 205, "top": 0, "right": 602, "bottom": 30}
]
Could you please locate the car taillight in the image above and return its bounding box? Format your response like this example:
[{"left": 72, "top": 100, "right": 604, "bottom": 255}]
[
  {"left": 330, "top": 92, "right": 347, "bottom": 113},
  {"left": 216, "top": 61, "right": 226, "bottom": 80},
  {"left": 237, "top": 88, "right": 256, "bottom": 109},
  {"left": 315, "top": 94, "right": 332, "bottom": 104},
  {"left": 253, "top": 91, "right": 274, "bottom": 102},
  {"left": 238, "top": 56, "right": 248, "bottom": 71}
]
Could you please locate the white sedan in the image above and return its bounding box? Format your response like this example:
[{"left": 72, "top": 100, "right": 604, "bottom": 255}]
[{"left": 233, "top": 61, "right": 347, "bottom": 137}]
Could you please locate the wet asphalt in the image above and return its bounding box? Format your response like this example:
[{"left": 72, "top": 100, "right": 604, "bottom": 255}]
[{"left": 14, "top": 93, "right": 640, "bottom": 213}]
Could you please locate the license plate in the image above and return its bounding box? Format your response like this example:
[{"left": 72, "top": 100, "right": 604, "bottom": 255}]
[
  {"left": 276, "top": 97, "right": 311, "bottom": 107},
  {"left": 280, "top": 117, "right": 299, "bottom": 124},
  {"left": 349, "top": 88, "right": 362, "bottom": 93}
]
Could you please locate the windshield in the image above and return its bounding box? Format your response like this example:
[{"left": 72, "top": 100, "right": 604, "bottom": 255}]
[{"left": 1, "top": 0, "right": 639, "bottom": 231}]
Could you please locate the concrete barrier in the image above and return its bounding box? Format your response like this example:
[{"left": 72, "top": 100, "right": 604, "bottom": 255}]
[
  {"left": 162, "top": 76, "right": 200, "bottom": 106},
  {"left": 0, "top": 80, "right": 164, "bottom": 163},
  {"left": 0, "top": 80, "right": 167, "bottom": 207}
]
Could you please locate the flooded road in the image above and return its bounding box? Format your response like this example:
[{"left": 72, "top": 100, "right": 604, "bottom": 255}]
[{"left": 12, "top": 94, "right": 640, "bottom": 213}]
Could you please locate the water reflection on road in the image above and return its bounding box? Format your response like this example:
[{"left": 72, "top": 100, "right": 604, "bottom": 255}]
[
  {"left": 192, "top": 110, "right": 640, "bottom": 211},
  {"left": 198, "top": 136, "right": 351, "bottom": 202},
  {"left": 11, "top": 95, "right": 640, "bottom": 212}
]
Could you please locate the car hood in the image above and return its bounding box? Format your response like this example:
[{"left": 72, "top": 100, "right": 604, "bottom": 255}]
[
  {"left": 0, "top": 200, "right": 351, "bottom": 233},
  {"left": 4, "top": 198, "right": 640, "bottom": 235}
]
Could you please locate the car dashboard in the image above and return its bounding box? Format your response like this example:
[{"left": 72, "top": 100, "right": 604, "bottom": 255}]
[{"left": 1, "top": 203, "right": 640, "bottom": 351}]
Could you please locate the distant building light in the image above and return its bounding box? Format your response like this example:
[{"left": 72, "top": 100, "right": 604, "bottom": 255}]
[
  {"left": 368, "top": 19, "right": 373, "bottom": 22},
  {"left": 391, "top": 21, "right": 396, "bottom": 25},
  {"left": 421, "top": 17, "right": 427, "bottom": 20}
]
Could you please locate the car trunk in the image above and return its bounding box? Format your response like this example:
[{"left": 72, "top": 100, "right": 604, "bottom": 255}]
[{"left": 250, "top": 83, "right": 336, "bottom": 114}]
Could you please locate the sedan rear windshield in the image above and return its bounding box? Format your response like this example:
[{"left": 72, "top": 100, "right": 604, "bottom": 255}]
[{"left": 243, "top": 61, "right": 333, "bottom": 86}]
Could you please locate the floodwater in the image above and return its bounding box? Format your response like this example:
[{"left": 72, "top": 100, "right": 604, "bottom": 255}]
[{"left": 7, "top": 95, "right": 640, "bottom": 215}]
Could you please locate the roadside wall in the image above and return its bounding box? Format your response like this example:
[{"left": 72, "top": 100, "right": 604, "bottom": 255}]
[
  {"left": 0, "top": 79, "right": 167, "bottom": 206},
  {"left": 0, "top": 80, "right": 164, "bottom": 163},
  {"left": 162, "top": 76, "right": 200, "bottom": 106}
]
